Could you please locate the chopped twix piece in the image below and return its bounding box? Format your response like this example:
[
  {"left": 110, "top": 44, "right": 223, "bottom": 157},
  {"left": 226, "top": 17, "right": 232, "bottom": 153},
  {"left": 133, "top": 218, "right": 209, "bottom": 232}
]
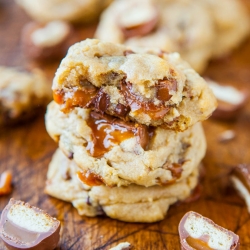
[
  {"left": 178, "top": 211, "right": 239, "bottom": 250},
  {"left": 0, "top": 171, "right": 12, "bottom": 196},
  {"left": 206, "top": 79, "right": 247, "bottom": 120},
  {"left": 0, "top": 199, "right": 60, "bottom": 250},
  {"left": 21, "top": 21, "right": 78, "bottom": 61},
  {"left": 118, "top": 1, "right": 159, "bottom": 38},
  {"left": 109, "top": 242, "right": 132, "bottom": 250},
  {"left": 231, "top": 164, "right": 250, "bottom": 213}
]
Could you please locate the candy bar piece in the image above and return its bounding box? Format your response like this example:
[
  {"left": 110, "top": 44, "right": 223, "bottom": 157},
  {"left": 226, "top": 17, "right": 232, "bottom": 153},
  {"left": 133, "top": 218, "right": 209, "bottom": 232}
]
[
  {"left": 218, "top": 130, "right": 236, "bottom": 143},
  {"left": 206, "top": 78, "right": 247, "bottom": 120},
  {"left": 109, "top": 242, "right": 132, "bottom": 250},
  {"left": 0, "top": 199, "right": 60, "bottom": 250},
  {"left": 21, "top": 21, "right": 78, "bottom": 61},
  {"left": 179, "top": 211, "right": 239, "bottom": 250},
  {"left": 118, "top": 1, "right": 158, "bottom": 38},
  {"left": 231, "top": 164, "right": 250, "bottom": 213},
  {"left": 0, "top": 171, "right": 12, "bottom": 196}
]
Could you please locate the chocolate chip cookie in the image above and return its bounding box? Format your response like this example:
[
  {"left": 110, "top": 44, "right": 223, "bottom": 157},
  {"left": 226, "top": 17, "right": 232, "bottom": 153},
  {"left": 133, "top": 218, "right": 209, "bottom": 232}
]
[
  {"left": 45, "top": 149, "right": 200, "bottom": 222},
  {"left": 95, "top": 0, "right": 249, "bottom": 72},
  {"left": 52, "top": 39, "right": 217, "bottom": 130},
  {"left": 45, "top": 101, "right": 206, "bottom": 187},
  {"left": 16, "top": 0, "right": 112, "bottom": 23},
  {"left": 0, "top": 66, "right": 51, "bottom": 125}
]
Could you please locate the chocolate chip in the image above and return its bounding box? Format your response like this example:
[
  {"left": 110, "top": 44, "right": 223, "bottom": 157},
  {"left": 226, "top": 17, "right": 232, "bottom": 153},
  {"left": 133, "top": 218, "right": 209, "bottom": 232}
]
[
  {"left": 162, "top": 162, "right": 183, "bottom": 182},
  {"left": 67, "top": 151, "right": 74, "bottom": 159},
  {"left": 86, "top": 89, "right": 110, "bottom": 114},
  {"left": 135, "top": 124, "right": 150, "bottom": 150},
  {"left": 114, "top": 103, "right": 130, "bottom": 118},
  {"left": 86, "top": 196, "right": 92, "bottom": 206},
  {"left": 182, "top": 142, "right": 191, "bottom": 150},
  {"left": 123, "top": 50, "right": 135, "bottom": 56},
  {"left": 156, "top": 78, "right": 177, "bottom": 102}
]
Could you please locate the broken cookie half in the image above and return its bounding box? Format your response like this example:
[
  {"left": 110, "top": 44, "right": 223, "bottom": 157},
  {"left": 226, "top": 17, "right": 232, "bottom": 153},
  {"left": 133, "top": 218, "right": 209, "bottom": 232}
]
[
  {"left": 52, "top": 39, "right": 217, "bottom": 131},
  {"left": 0, "top": 199, "right": 60, "bottom": 250},
  {"left": 179, "top": 211, "right": 239, "bottom": 250}
]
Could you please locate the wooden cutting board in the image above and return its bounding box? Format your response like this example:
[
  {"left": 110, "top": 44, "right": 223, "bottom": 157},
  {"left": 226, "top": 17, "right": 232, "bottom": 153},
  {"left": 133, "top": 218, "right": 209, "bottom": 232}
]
[{"left": 1, "top": 1, "right": 250, "bottom": 249}]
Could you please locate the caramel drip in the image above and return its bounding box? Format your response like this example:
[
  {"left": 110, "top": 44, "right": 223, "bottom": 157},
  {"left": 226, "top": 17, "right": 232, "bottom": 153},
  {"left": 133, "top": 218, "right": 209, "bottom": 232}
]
[
  {"left": 186, "top": 236, "right": 213, "bottom": 250},
  {"left": 86, "top": 112, "right": 136, "bottom": 157},
  {"left": 77, "top": 171, "right": 104, "bottom": 186},
  {"left": 121, "top": 80, "right": 173, "bottom": 120}
]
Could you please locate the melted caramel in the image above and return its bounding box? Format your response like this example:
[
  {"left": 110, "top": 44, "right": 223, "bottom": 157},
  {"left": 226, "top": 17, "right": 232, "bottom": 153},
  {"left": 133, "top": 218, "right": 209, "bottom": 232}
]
[
  {"left": 86, "top": 112, "right": 136, "bottom": 157},
  {"left": 186, "top": 236, "right": 213, "bottom": 250},
  {"left": 53, "top": 87, "right": 97, "bottom": 112},
  {"left": 77, "top": 170, "right": 104, "bottom": 186},
  {"left": 121, "top": 81, "right": 170, "bottom": 120},
  {"left": 53, "top": 91, "right": 64, "bottom": 105}
]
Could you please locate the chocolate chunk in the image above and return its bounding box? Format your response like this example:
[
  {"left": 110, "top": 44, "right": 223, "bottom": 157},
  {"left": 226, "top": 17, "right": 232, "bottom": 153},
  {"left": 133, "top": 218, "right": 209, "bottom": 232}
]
[
  {"left": 159, "top": 162, "right": 183, "bottom": 185},
  {"left": 0, "top": 199, "right": 60, "bottom": 250},
  {"left": 156, "top": 78, "right": 177, "bottom": 102},
  {"left": 86, "top": 89, "right": 110, "bottom": 114},
  {"left": 231, "top": 164, "right": 250, "bottom": 212},
  {"left": 114, "top": 103, "right": 130, "bottom": 118},
  {"left": 123, "top": 50, "right": 135, "bottom": 56},
  {"left": 168, "top": 163, "right": 183, "bottom": 179},
  {"left": 179, "top": 211, "right": 239, "bottom": 250},
  {"left": 134, "top": 124, "right": 150, "bottom": 150}
]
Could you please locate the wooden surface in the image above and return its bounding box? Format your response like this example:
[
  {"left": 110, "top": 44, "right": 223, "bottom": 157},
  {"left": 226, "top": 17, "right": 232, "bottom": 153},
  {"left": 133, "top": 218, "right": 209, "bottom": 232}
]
[{"left": 1, "top": 0, "right": 250, "bottom": 249}]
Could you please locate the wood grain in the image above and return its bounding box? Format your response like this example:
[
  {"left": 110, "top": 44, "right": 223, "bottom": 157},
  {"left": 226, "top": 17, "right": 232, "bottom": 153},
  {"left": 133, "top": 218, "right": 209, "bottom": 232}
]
[{"left": 1, "top": 0, "right": 250, "bottom": 249}]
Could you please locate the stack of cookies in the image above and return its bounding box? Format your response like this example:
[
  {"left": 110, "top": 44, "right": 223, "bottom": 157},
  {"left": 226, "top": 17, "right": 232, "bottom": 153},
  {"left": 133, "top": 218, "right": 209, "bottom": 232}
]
[{"left": 45, "top": 39, "right": 217, "bottom": 222}]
